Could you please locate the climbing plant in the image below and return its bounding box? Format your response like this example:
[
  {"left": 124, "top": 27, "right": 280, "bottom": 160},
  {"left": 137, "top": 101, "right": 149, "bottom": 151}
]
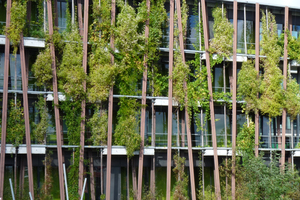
[
  {"left": 147, "top": 0, "right": 167, "bottom": 97},
  {"left": 32, "top": 45, "right": 53, "bottom": 89},
  {"left": 285, "top": 76, "right": 300, "bottom": 120},
  {"left": 87, "top": 106, "right": 108, "bottom": 146},
  {"left": 114, "top": 98, "right": 141, "bottom": 158},
  {"left": 173, "top": 153, "right": 188, "bottom": 200},
  {"left": 209, "top": 6, "right": 233, "bottom": 59},
  {"left": 237, "top": 60, "right": 260, "bottom": 116},
  {"left": 7, "top": 99, "right": 25, "bottom": 147},
  {"left": 6, "top": 0, "right": 28, "bottom": 55},
  {"left": 58, "top": 24, "right": 86, "bottom": 100},
  {"left": 32, "top": 96, "right": 49, "bottom": 144},
  {"left": 259, "top": 10, "right": 283, "bottom": 119}
]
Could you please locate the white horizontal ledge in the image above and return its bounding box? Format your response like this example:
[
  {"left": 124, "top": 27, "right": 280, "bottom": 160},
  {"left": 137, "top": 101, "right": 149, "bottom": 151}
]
[
  {"left": 103, "top": 146, "right": 154, "bottom": 156},
  {"left": 0, "top": 144, "right": 46, "bottom": 154},
  {"left": 0, "top": 35, "right": 45, "bottom": 48}
]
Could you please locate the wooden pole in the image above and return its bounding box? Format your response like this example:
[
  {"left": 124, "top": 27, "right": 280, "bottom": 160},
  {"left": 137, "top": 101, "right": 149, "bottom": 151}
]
[
  {"left": 231, "top": 1, "right": 238, "bottom": 199},
  {"left": 0, "top": 0, "right": 11, "bottom": 197},
  {"left": 20, "top": 33, "right": 35, "bottom": 200},
  {"left": 89, "top": 151, "right": 95, "bottom": 200},
  {"left": 175, "top": 0, "right": 196, "bottom": 198},
  {"left": 282, "top": 6, "right": 289, "bottom": 169},
  {"left": 78, "top": 0, "right": 89, "bottom": 196},
  {"left": 47, "top": 0, "right": 65, "bottom": 199},
  {"left": 105, "top": 0, "right": 115, "bottom": 198},
  {"left": 166, "top": 0, "right": 174, "bottom": 199},
  {"left": 255, "top": 3, "right": 260, "bottom": 157},
  {"left": 137, "top": 0, "right": 150, "bottom": 199},
  {"left": 77, "top": 0, "right": 83, "bottom": 36},
  {"left": 201, "top": 0, "right": 221, "bottom": 198}
]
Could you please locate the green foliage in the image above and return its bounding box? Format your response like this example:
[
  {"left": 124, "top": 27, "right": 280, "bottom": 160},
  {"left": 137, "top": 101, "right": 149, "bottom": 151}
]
[
  {"left": 58, "top": 24, "right": 86, "bottom": 100},
  {"left": 60, "top": 98, "right": 82, "bottom": 145},
  {"left": 7, "top": 99, "right": 25, "bottom": 147},
  {"left": 114, "top": 98, "right": 141, "bottom": 158},
  {"left": 237, "top": 121, "right": 255, "bottom": 156},
  {"left": 237, "top": 60, "right": 260, "bottom": 114},
  {"left": 88, "top": 0, "right": 116, "bottom": 103},
  {"left": 68, "top": 149, "right": 80, "bottom": 199},
  {"left": 259, "top": 10, "right": 283, "bottom": 119},
  {"left": 147, "top": 0, "right": 167, "bottom": 96},
  {"left": 32, "top": 45, "right": 53, "bottom": 89},
  {"left": 285, "top": 77, "right": 300, "bottom": 120},
  {"left": 26, "top": 0, "right": 45, "bottom": 38},
  {"left": 32, "top": 96, "right": 49, "bottom": 144},
  {"left": 87, "top": 107, "right": 108, "bottom": 145},
  {"left": 39, "top": 151, "right": 53, "bottom": 200},
  {"left": 6, "top": 0, "right": 28, "bottom": 55},
  {"left": 172, "top": 0, "right": 189, "bottom": 107},
  {"left": 209, "top": 7, "right": 233, "bottom": 58},
  {"left": 173, "top": 153, "right": 188, "bottom": 200}
]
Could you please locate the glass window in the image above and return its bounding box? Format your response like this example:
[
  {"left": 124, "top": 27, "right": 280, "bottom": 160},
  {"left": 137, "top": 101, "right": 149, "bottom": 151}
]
[{"left": 9, "top": 54, "right": 22, "bottom": 90}]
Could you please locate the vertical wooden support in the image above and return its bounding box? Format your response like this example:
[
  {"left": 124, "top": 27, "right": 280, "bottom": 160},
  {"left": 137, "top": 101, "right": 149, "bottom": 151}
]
[
  {"left": 47, "top": 0, "right": 65, "bottom": 199},
  {"left": 77, "top": 0, "right": 83, "bottom": 36},
  {"left": 54, "top": 0, "right": 58, "bottom": 27},
  {"left": 231, "top": 1, "right": 238, "bottom": 199},
  {"left": 19, "top": 157, "right": 25, "bottom": 198},
  {"left": 106, "top": 0, "right": 115, "bottom": 199},
  {"left": 200, "top": 0, "right": 221, "bottom": 198},
  {"left": 255, "top": 3, "right": 260, "bottom": 157},
  {"left": 20, "top": 33, "right": 35, "bottom": 200},
  {"left": 150, "top": 100, "right": 156, "bottom": 195},
  {"left": 78, "top": 0, "right": 89, "bottom": 196},
  {"left": 175, "top": 0, "right": 196, "bottom": 199},
  {"left": 89, "top": 151, "right": 95, "bottom": 200},
  {"left": 166, "top": 0, "right": 174, "bottom": 199},
  {"left": 181, "top": 112, "right": 185, "bottom": 147},
  {"left": 137, "top": 0, "right": 150, "bottom": 199},
  {"left": 0, "top": 0, "right": 11, "bottom": 198},
  {"left": 282, "top": 6, "right": 289, "bottom": 168}
]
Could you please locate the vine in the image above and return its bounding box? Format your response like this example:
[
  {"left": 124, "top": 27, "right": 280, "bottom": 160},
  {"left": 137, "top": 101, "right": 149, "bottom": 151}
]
[
  {"left": 173, "top": 153, "right": 188, "bottom": 200},
  {"left": 58, "top": 22, "right": 86, "bottom": 100},
  {"left": 6, "top": 0, "right": 28, "bottom": 55},
  {"left": 32, "top": 95, "right": 49, "bottom": 144},
  {"left": 87, "top": 106, "right": 108, "bottom": 146},
  {"left": 209, "top": 6, "right": 233, "bottom": 59},
  {"left": 237, "top": 60, "right": 260, "bottom": 116},
  {"left": 7, "top": 99, "right": 25, "bottom": 147},
  {"left": 259, "top": 10, "right": 283, "bottom": 119}
]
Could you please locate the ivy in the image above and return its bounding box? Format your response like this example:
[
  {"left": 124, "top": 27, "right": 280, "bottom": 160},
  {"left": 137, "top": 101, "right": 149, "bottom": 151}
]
[
  {"left": 259, "top": 10, "right": 283, "bottom": 119},
  {"left": 173, "top": 153, "right": 188, "bottom": 200},
  {"left": 7, "top": 99, "right": 25, "bottom": 147},
  {"left": 237, "top": 60, "right": 260, "bottom": 115},
  {"left": 209, "top": 6, "right": 233, "bottom": 59},
  {"left": 6, "top": 0, "right": 28, "bottom": 55},
  {"left": 32, "top": 96, "right": 49, "bottom": 144},
  {"left": 39, "top": 151, "right": 53, "bottom": 200},
  {"left": 87, "top": 106, "right": 108, "bottom": 145},
  {"left": 67, "top": 148, "right": 80, "bottom": 199},
  {"left": 25, "top": 0, "right": 45, "bottom": 38}
]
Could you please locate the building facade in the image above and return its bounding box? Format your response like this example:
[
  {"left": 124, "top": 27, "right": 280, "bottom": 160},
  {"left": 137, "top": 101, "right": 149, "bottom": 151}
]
[{"left": 0, "top": 0, "right": 300, "bottom": 199}]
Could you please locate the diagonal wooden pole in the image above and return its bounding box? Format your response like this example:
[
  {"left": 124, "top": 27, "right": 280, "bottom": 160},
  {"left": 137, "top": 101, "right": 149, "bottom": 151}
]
[
  {"left": 166, "top": 0, "right": 174, "bottom": 199},
  {"left": 78, "top": 0, "right": 89, "bottom": 196},
  {"left": 201, "top": 0, "right": 221, "bottom": 198},
  {"left": 47, "top": 0, "right": 65, "bottom": 199},
  {"left": 106, "top": 0, "right": 115, "bottom": 199},
  {"left": 281, "top": 6, "right": 289, "bottom": 169},
  {"left": 0, "top": 0, "right": 11, "bottom": 198},
  {"left": 231, "top": 1, "right": 238, "bottom": 199},
  {"left": 137, "top": 0, "right": 150, "bottom": 199},
  {"left": 175, "top": 0, "right": 196, "bottom": 199},
  {"left": 20, "top": 33, "right": 35, "bottom": 200},
  {"left": 255, "top": 3, "right": 260, "bottom": 157}
]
